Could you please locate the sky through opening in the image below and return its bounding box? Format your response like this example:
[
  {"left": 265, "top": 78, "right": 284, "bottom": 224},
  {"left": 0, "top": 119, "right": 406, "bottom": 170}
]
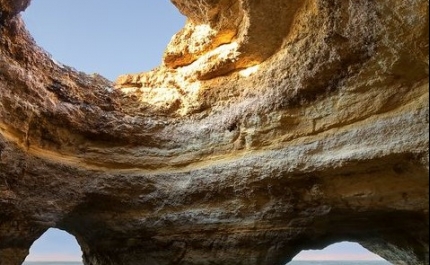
[{"left": 23, "top": 0, "right": 186, "bottom": 81}]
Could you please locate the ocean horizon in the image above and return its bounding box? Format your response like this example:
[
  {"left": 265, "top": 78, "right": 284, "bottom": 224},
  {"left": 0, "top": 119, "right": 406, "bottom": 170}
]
[{"left": 23, "top": 261, "right": 392, "bottom": 265}]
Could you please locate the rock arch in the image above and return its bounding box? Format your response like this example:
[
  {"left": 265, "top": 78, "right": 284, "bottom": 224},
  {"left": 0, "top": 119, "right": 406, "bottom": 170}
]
[
  {"left": 25, "top": 228, "right": 82, "bottom": 262},
  {"left": 289, "top": 242, "right": 388, "bottom": 262},
  {"left": 0, "top": 0, "right": 428, "bottom": 265}
]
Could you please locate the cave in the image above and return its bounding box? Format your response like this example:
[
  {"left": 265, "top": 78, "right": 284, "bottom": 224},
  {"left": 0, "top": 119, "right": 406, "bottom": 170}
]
[{"left": 0, "top": 0, "right": 428, "bottom": 265}]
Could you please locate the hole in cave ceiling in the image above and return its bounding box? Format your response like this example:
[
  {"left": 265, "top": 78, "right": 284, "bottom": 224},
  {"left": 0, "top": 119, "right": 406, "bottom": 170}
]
[
  {"left": 286, "top": 241, "right": 391, "bottom": 264},
  {"left": 24, "top": 228, "right": 82, "bottom": 263},
  {"left": 22, "top": 0, "right": 186, "bottom": 81}
]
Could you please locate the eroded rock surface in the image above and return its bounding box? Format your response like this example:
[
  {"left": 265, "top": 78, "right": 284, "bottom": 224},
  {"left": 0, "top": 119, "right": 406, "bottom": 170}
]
[{"left": 0, "top": 0, "right": 428, "bottom": 264}]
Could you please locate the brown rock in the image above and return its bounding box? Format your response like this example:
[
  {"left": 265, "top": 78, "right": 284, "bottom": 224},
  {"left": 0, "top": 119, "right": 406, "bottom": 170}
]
[
  {"left": 0, "top": 0, "right": 428, "bottom": 264},
  {"left": 0, "top": 0, "right": 30, "bottom": 18}
]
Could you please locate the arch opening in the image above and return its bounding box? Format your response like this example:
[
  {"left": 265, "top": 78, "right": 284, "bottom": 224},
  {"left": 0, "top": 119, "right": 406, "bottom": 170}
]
[
  {"left": 23, "top": 228, "right": 83, "bottom": 264},
  {"left": 21, "top": 0, "right": 185, "bottom": 81},
  {"left": 287, "top": 242, "right": 391, "bottom": 264}
]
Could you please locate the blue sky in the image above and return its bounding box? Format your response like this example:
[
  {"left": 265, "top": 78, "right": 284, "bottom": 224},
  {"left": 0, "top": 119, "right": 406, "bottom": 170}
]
[
  {"left": 23, "top": 0, "right": 185, "bottom": 81},
  {"left": 25, "top": 229, "right": 385, "bottom": 262},
  {"left": 22, "top": 0, "right": 385, "bottom": 262}
]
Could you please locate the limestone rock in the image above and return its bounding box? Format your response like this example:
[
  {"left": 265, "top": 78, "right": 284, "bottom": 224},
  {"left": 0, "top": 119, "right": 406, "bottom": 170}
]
[
  {"left": 0, "top": 0, "right": 428, "bottom": 265},
  {"left": 0, "top": 0, "right": 30, "bottom": 19}
]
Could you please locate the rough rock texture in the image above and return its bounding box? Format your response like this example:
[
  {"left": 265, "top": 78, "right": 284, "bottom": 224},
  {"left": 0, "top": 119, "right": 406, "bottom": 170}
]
[{"left": 0, "top": 0, "right": 429, "bottom": 265}]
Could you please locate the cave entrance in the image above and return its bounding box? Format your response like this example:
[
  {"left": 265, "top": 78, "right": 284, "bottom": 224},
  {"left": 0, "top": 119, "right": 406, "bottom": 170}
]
[
  {"left": 21, "top": 0, "right": 185, "bottom": 81},
  {"left": 286, "top": 241, "right": 391, "bottom": 264},
  {"left": 23, "top": 228, "right": 82, "bottom": 263}
]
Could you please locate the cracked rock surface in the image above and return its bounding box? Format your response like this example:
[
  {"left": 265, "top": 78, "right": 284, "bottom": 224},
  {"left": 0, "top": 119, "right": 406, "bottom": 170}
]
[{"left": 0, "top": 0, "right": 429, "bottom": 264}]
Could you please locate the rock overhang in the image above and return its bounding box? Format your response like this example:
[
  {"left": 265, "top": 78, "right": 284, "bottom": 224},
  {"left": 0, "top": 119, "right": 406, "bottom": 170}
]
[{"left": 0, "top": 0, "right": 429, "bottom": 265}]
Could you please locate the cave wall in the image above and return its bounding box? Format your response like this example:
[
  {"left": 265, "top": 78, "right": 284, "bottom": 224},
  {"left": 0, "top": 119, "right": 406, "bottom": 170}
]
[{"left": 0, "top": 0, "right": 428, "bottom": 264}]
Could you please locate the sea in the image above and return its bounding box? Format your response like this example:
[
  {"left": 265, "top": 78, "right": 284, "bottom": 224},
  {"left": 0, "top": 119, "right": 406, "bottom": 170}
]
[{"left": 24, "top": 260, "right": 391, "bottom": 265}]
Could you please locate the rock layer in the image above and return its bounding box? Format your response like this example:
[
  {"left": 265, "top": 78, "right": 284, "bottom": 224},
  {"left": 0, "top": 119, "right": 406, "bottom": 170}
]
[{"left": 0, "top": 0, "right": 429, "bottom": 265}]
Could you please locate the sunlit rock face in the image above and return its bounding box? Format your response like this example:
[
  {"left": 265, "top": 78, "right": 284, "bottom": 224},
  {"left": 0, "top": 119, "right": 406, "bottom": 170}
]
[{"left": 0, "top": 0, "right": 428, "bottom": 265}]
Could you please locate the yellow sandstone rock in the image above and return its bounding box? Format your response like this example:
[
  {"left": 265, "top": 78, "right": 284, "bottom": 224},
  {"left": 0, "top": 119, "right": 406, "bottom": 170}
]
[{"left": 0, "top": 0, "right": 428, "bottom": 264}]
